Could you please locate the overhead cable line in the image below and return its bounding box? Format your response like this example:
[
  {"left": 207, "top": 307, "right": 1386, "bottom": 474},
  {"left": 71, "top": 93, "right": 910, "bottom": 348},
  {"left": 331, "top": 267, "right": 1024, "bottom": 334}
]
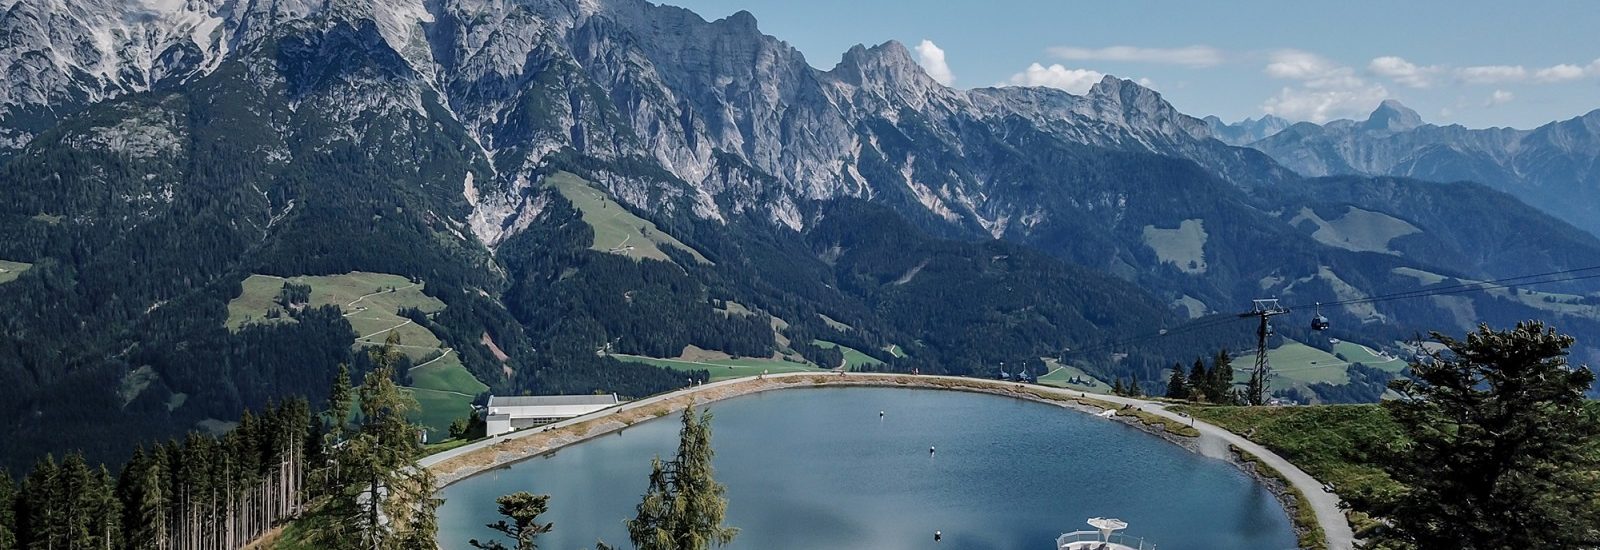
[{"left": 1061, "top": 264, "right": 1600, "bottom": 358}]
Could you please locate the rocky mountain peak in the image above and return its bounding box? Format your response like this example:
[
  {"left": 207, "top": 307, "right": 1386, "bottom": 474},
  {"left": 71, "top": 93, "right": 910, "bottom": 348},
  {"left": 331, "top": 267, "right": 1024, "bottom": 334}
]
[
  {"left": 1363, "top": 99, "right": 1424, "bottom": 133},
  {"left": 832, "top": 40, "right": 924, "bottom": 82},
  {"left": 1087, "top": 74, "right": 1131, "bottom": 96},
  {"left": 1204, "top": 114, "right": 1293, "bottom": 145},
  {"left": 718, "top": 9, "right": 759, "bottom": 29},
  {"left": 827, "top": 39, "right": 951, "bottom": 109},
  {"left": 1083, "top": 76, "right": 1208, "bottom": 140}
]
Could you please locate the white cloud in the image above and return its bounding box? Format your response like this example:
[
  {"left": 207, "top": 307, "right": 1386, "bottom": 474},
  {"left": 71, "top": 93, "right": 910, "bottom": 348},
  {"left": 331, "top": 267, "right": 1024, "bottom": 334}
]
[
  {"left": 1047, "top": 45, "right": 1223, "bottom": 68},
  {"left": 1535, "top": 63, "right": 1587, "bottom": 83},
  {"left": 1261, "top": 50, "right": 1388, "bottom": 122},
  {"left": 1369, "top": 56, "right": 1440, "bottom": 88},
  {"left": 914, "top": 39, "right": 955, "bottom": 86},
  {"left": 1264, "top": 49, "right": 1342, "bottom": 80},
  {"left": 1484, "top": 89, "right": 1515, "bottom": 107},
  {"left": 1136, "top": 77, "right": 1158, "bottom": 90},
  {"left": 1261, "top": 85, "right": 1390, "bottom": 123},
  {"left": 1004, "top": 63, "right": 1105, "bottom": 94},
  {"left": 1456, "top": 65, "right": 1527, "bottom": 84}
]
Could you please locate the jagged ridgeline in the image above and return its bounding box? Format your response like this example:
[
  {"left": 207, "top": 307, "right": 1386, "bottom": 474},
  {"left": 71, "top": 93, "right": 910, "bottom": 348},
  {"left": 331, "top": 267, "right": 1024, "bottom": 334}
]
[{"left": 4, "top": 0, "right": 1600, "bottom": 472}]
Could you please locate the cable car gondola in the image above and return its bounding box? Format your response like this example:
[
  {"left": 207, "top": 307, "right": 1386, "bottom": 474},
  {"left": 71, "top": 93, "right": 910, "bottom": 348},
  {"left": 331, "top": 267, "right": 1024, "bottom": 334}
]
[{"left": 1311, "top": 302, "right": 1331, "bottom": 331}]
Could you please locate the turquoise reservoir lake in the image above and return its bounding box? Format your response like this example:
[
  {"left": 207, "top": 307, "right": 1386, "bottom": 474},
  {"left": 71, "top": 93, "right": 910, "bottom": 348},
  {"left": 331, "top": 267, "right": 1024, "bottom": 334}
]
[{"left": 436, "top": 387, "right": 1298, "bottom": 549}]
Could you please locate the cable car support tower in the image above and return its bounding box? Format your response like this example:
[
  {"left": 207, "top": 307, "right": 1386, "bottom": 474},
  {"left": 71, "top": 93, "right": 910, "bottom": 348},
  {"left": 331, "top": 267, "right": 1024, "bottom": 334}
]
[{"left": 1240, "top": 299, "right": 1289, "bottom": 405}]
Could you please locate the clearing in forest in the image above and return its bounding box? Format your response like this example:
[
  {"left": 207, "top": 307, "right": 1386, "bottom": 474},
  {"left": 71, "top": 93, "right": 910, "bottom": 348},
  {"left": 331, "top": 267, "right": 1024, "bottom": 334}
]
[
  {"left": 813, "top": 340, "right": 884, "bottom": 370},
  {"left": 611, "top": 353, "right": 825, "bottom": 381},
  {"left": 0, "top": 259, "right": 33, "bottom": 284},
  {"left": 225, "top": 271, "right": 486, "bottom": 439},
  {"left": 1234, "top": 338, "right": 1386, "bottom": 387},
  {"left": 546, "top": 171, "right": 710, "bottom": 265},
  {"left": 1141, "top": 219, "right": 1208, "bottom": 274},
  {"left": 1037, "top": 358, "right": 1110, "bottom": 393},
  {"left": 1291, "top": 206, "right": 1419, "bottom": 255}
]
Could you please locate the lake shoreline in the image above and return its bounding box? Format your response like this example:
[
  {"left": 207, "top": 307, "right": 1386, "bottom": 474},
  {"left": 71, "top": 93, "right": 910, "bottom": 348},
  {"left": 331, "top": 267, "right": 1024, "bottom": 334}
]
[{"left": 422, "top": 372, "right": 1329, "bottom": 548}]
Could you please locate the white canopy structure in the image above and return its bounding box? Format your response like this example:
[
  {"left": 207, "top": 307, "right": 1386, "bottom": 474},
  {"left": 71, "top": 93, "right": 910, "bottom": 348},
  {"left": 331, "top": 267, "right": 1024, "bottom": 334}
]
[
  {"left": 1087, "top": 517, "right": 1129, "bottom": 540},
  {"left": 1057, "top": 517, "right": 1149, "bottom": 550}
]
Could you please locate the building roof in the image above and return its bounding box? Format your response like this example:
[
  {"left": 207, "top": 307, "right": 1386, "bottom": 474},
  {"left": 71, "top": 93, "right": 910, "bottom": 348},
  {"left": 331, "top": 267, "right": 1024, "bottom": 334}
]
[{"left": 488, "top": 394, "right": 620, "bottom": 408}]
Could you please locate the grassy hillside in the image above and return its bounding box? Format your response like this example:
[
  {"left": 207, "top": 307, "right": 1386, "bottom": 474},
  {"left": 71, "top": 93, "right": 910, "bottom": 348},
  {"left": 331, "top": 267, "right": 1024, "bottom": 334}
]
[
  {"left": 1141, "top": 218, "right": 1208, "bottom": 274},
  {"left": 1235, "top": 339, "right": 1350, "bottom": 385},
  {"left": 1172, "top": 404, "right": 1405, "bottom": 535},
  {"left": 1037, "top": 358, "right": 1110, "bottom": 393},
  {"left": 1290, "top": 206, "right": 1419, "bottom": 255},
  {"left": 0, "top": 259, "right": 30, "bottom": 284},
  {"left": 226, "top": 272, "right": 484, "bottom": 439},
  {"left": 813, "top": 339, "right": 884, "bottom": 370},
  {"left": 611, "top": 353, "right": 825, "bottom": 381},
  {"left": 546, "top": 171, "right": 710, "bottom": 264}
]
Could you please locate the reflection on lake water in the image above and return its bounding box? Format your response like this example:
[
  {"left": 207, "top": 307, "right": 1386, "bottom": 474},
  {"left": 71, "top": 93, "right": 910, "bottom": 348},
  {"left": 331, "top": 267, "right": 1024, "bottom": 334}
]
[{"left": 437, "top": 387, "right": 1297, "bottom": 549}]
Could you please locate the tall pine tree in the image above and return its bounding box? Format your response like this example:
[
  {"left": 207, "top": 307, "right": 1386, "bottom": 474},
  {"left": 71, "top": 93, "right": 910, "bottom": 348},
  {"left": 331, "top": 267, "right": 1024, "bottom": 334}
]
[
  {"left": 1164, "top": 364, "right": 1189, "bottom": 400},
  {"left": 1365, "top": 322, "right": 1600, "bottom": 549},
  {"left": 0, "top": 468, "right": 15, "bottom": 550},
  {"left": 1209, "top": 350, "right": 1236, "bottom": 405},
  {"left": 1188, "top": 358, "right": 1209, "bottom": 402},
  {"left": 627, "top": 405, "right": 737, "bottom": 550},
  {"left": 470, "top": 492, "right": 554, "bottom": 550},
  {"left": 307, "top": 333, "right": 439, "bottom": 550}
]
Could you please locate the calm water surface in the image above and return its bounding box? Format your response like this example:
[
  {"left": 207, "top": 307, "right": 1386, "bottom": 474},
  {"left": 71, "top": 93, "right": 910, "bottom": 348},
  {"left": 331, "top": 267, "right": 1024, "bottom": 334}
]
[{"left": 437, "top": 387, "right": 1298, "bottom": 549}]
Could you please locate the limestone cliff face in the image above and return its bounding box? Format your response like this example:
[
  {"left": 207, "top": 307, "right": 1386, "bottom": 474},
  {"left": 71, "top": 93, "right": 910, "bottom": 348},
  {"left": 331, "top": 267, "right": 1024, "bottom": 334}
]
[{"left": 1, "top": 0, "right": 1287, "bottom": 241}]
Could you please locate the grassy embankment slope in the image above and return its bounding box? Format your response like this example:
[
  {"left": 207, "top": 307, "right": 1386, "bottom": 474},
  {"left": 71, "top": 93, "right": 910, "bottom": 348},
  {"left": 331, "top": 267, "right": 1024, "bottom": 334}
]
[
  {"left": 1171, "top": 403, "right": 1405, "bottom": 536},
  {"left": 226, "top": 272, "right": 487, "bottom": 439}
]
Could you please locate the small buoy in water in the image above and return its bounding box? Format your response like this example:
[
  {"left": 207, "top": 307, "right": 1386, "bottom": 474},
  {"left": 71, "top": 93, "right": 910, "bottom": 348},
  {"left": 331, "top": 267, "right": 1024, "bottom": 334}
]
[
  {"left": 934, "top": 530, "right": 942, "bottom": 542},
  {"left": 879, "top": 410, "right": 885, "bottom": 418},
  {"left": 929, "top": 445, "right": 936, "bottom": 455}
]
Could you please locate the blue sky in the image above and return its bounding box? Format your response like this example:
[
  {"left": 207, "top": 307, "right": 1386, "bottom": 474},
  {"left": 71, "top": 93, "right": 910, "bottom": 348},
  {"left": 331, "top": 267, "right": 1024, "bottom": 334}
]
[{"left": 663, "top": 0, "right": 1600, "bottom": 129}]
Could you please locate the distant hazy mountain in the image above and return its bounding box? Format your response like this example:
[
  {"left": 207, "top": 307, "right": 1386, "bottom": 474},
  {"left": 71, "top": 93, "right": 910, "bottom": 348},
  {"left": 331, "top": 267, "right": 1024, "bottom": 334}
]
[
  {"left": 1247, "top": 100, "right": 1600, "bottom": 236},
  {"left": 1203, "top": 114, "right": 1293, "bottom": 146},
  {"left": 4, "top": 0, "right": 1600, "bottom": 468}
]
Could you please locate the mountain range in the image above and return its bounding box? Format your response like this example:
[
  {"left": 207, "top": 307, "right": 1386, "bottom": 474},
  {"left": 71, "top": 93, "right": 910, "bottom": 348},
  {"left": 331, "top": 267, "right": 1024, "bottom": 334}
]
[
  {"left": 1212, "top": 100, "right": 1600, "bottom": 237},
  {"left": 4, "top": 0, "right": 1600, "bottom": 469}
]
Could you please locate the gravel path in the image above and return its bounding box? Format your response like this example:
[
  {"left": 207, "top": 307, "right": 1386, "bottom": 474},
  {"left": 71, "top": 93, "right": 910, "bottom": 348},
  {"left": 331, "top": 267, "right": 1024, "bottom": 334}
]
[{"left": 1083, "top": 393, "right": 1356, "bottom": 550}]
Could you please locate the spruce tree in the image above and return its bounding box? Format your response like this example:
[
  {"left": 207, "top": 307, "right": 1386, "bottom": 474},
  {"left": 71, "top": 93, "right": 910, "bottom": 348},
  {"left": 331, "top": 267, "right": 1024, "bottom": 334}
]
[
  {"left": 1164, "top": 364, "right": 1189, "bottom": 400},
  {"left": 0, "top": 468, "right": 15, "bottom": 550},
  {"left": 59, "top": 452, "right": 94, "bottom": 549},
  {"left": 1209, "top": 350, "right": 1235, "bottom": 405},
  {"left": 118, "top": 446, "right": 170, "bottom": 550},
  {"left": 1111, "top": 378, "right": 1125, "bottom": 396},
  {"left": 1128, "top": 372, "right": 1144, "bottom": 397},
  {"left": 470, "top": 492, "right": 554, "bottom": 550},
  {"left": 326, "top": 364, "right": 354, "bottom": 440},
  {"left": 1188, "top": 358, "right": 1209, "bottom": 402},
  {"left": 397, "top": 473, "right": 443, "bottom": 550},
  {"left": 21, "top": 455, "right": 62, "bottom": 549},
  {"left": 1365, "top": 322, "right": 1600, "bottom": 549},
  {"left": 307, "top": 333, "right": 437, "bottom": 550},
  {"left": 88, "top": 465, "right": 121, "bottom": 550},
  {"left": 627, "top": 405, "right": 737, "bottom": 550}
]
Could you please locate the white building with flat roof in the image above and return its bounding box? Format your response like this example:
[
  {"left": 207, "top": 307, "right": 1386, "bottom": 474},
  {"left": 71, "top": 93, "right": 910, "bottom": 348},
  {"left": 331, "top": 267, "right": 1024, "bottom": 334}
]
[{"left": 484, "top": 394, "right": 622, "bottom": 436}]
